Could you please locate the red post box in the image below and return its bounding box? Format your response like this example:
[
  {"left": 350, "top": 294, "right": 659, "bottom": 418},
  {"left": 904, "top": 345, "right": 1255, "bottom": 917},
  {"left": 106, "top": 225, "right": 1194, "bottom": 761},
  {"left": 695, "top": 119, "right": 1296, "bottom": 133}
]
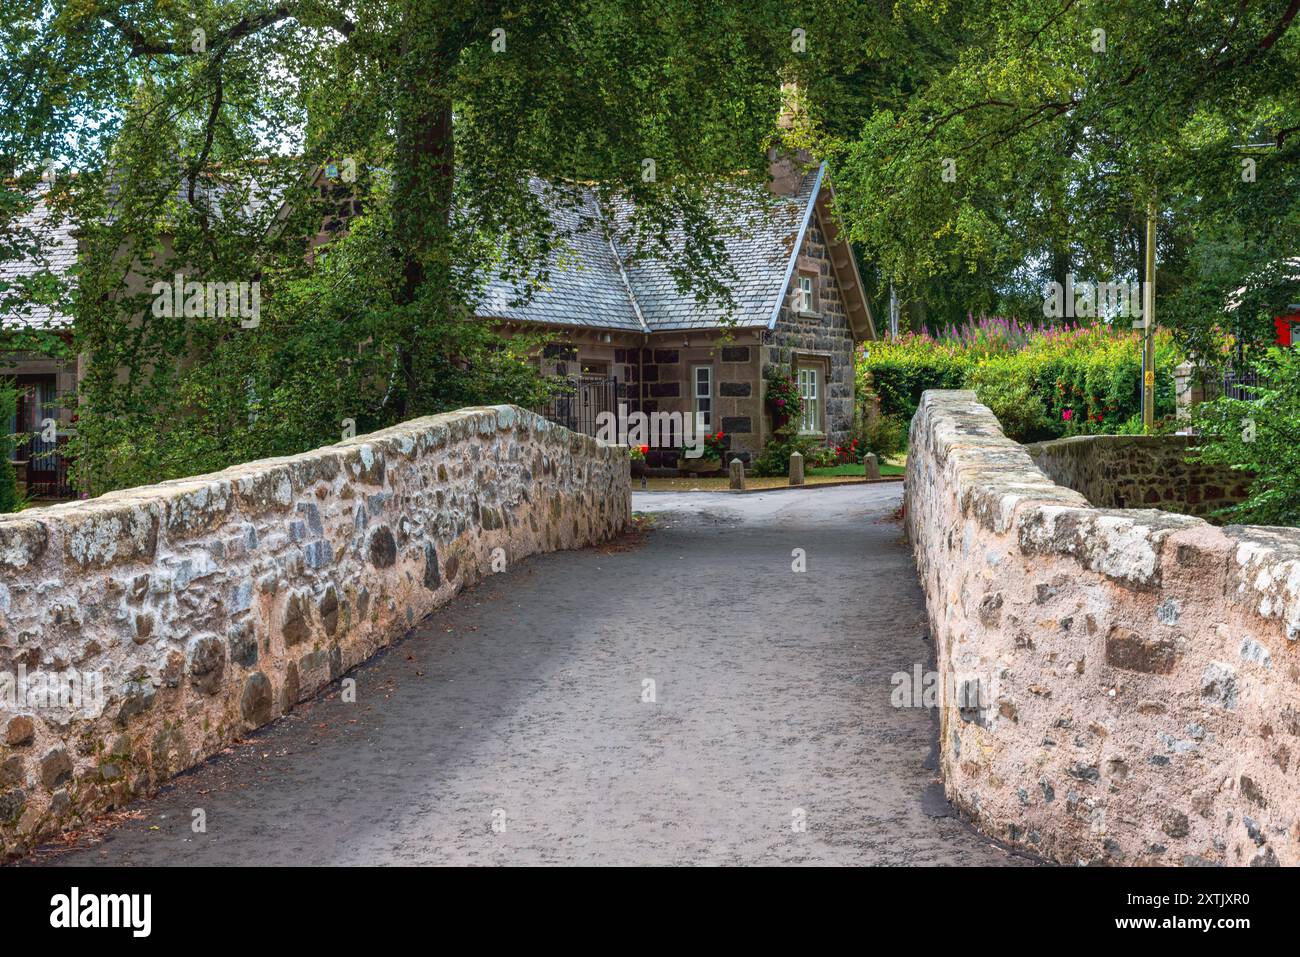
[{"left": 1274, "top": 312, "right": 1300, "bottom": 346}]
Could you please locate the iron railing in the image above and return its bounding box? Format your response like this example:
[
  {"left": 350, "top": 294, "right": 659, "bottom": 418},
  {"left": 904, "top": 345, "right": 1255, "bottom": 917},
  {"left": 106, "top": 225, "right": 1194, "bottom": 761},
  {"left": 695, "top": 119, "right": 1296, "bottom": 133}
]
[
  {"left": 536, "top": 376, "right": 621, "bottom": 438},
  {"left": 7, "top": 382, "right": 77, "bottom": 500},
  {"left": 1222, "top": 366, "right": 1260, "bottom": 402}
]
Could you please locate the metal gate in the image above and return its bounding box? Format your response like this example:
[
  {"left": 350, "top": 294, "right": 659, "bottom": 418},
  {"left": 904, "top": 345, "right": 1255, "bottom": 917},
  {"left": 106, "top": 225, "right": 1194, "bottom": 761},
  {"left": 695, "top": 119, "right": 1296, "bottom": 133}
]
[
  {"left": 537, "top": 376, "right": 619, "bottom": 437},
  {"left": 8, "top": 377, "right": 76, "bottom": 500},
  {"left": 1223, "top": 366, "right": 1259, "bottom": 401}
]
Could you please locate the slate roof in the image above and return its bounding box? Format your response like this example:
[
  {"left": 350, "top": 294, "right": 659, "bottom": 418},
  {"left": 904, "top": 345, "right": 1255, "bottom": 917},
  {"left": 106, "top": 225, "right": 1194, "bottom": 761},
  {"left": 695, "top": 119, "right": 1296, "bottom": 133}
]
[
  {"left": 0, "top": 189, "right": 78, "bottom": 329},
  {"left": 478, "top": 165, "right": 824, "bottom": 332},
  {"left": 618, "top": 168, "right": 820, "bottom": 331},
  {"left": 3, "top": 165, "right": 826, "bottom": 334},
  {"left": 1, "top": 171, "right": 291, "bottom": 331},
  {"left": 473, "top": 184, "right": 645, "bottom": 332}
]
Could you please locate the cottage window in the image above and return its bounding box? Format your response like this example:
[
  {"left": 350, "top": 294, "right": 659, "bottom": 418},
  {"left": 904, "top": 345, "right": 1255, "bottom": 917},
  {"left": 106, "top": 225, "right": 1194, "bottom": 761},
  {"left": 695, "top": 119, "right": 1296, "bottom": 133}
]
[
  {"left": 797, "top": 274, "right": 815, "bottom": 312},
  {"left": 693, "top": 365, "right": 713, "bottom": 432},
  {"left": 798, "top": 366, "right": 819, "bottom": 433}
]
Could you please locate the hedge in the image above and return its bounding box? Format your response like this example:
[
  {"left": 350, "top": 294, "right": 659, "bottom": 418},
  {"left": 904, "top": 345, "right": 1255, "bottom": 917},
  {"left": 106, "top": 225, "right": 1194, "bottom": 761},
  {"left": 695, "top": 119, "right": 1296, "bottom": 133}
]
[{"left": 858, "top": 325, "right": 1182, "bottom": 442}]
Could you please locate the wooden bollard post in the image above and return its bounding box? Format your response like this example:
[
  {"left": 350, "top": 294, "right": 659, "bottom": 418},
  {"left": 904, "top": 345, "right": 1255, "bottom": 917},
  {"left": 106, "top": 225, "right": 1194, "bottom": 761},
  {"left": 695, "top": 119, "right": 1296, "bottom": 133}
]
[
  {"left": 729, "top": 457, "right": 745, "bottom": 490},
  {"left": 788, "top": 451, "right": 805, "bottom": 486}
]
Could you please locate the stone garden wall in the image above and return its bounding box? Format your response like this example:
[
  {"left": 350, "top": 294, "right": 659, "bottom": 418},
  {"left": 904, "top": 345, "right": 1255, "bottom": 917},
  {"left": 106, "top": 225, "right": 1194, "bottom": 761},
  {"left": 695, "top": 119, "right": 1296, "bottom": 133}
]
[
  {"left": 906, "top": 390, "right": 1300, "bottom": 867},
  {"left": 1025, "top": 434, "right": 1250, "bottom": 521},
  {"left": 0, "top": 406, "right": 629, "bottom": 856}
]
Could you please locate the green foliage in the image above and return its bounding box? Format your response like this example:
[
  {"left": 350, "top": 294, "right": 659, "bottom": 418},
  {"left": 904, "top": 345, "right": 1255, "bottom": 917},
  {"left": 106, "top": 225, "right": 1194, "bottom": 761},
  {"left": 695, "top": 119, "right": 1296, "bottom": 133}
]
[
  {"left": 4, "top": 1, "right": 799, "bottom": 494},
  {"left": 856, "top": 345, "right": 966, "bottom": 423},
  {"left": 751, "top": 421, "right": 820, "bottom": 477},
  {"left": 805, "top": 446, "right": 838, "bottom": 468},
  {"left": 859, "top": 412, "right": 908, "bottom": 458},
  {"left": 1191, "top": 348, "right": 1300, "bottom": 526},
  {"left": 965, "top": 363, "right": 1051, "bottom": 443},
  {"left": 818, "top": 1, "right": 1300, "bottom": 344},
  {"left": 0, "top": 384, "right": 18, "bottom": 513},
  {"left": 860, "top": 324, "right": 1182, "bottom": 441},
  {"left": 7, "top": 2, "right": 1297, "bottom": 499}
]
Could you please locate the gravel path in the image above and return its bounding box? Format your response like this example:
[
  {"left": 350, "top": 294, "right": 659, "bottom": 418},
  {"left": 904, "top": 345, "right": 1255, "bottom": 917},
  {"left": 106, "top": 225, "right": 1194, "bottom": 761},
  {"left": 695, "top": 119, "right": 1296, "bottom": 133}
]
[{"left": 26, "top": 483, "right": 1031, "bottom": 866}]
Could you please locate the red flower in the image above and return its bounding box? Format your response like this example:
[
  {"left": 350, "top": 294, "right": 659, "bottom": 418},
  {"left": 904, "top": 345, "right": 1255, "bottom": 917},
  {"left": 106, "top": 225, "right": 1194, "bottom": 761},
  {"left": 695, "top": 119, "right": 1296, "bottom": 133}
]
[{"left": 639, "top": 445, "right": 649, "bottom": 455}]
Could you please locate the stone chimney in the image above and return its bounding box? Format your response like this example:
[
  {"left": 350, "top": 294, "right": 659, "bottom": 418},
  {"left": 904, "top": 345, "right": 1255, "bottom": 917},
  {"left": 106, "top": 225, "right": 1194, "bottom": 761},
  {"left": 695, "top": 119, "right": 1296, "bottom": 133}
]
[{"left": 768, "top": 82, "right": 816, "bottom": 196}]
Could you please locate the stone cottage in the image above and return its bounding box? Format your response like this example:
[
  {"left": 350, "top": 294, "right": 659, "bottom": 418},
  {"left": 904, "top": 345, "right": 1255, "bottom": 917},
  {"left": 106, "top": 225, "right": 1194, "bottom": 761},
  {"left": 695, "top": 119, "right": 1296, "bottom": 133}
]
[
  {"left": 0, "top": 189, "right": 80, "bottom": 497},
  {"left": 2, "top": 156, "right": 875, "bottom": 490},
  {"left": 0, "top": 170, "right": 344, "bottom": 498},
  {"left": 476, "top": 159, "right": 877, "bottom": 465}
]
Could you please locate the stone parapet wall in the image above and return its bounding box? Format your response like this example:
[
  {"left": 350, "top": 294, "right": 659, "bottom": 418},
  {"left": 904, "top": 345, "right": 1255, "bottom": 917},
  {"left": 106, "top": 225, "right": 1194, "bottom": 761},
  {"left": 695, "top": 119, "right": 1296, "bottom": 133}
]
[
  {"left": 0, "top": 406, "right": 629, "bottom": 856},
  {"left": 906, "top": 390, "right": 1299, "bottom": 866},
  {"left": 1025, "top": 434, "right": 1250, "bottom": 521}
]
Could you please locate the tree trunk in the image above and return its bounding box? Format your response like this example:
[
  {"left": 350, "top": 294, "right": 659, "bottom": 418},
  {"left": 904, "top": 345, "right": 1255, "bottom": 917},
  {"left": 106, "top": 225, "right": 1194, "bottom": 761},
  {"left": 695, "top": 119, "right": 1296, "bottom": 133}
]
[
  {"left": 1046, "top": 128, "right": 1077, "bottom": 294},
  {"left": 390, "top": 23, "right": 456, "bottom": 420}
]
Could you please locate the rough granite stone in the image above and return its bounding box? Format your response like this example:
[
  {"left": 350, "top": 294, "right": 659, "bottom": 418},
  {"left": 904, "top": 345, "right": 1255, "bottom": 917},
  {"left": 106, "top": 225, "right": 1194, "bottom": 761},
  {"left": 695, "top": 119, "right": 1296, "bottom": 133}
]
[
  {"left": 0, "top": 405, "right": 628, "bottom": 856},
  {"left": 907, "top": 390, "right": 1300, "bottom": 868}
]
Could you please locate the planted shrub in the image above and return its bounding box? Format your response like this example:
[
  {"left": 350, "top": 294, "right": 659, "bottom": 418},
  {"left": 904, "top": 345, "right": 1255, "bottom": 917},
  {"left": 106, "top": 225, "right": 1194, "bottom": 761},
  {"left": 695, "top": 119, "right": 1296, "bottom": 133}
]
[
  {"left": 858, "top": 320, "right": 1181, "bottom": 442},
  {"left": 752, "top": 422, "right": 820, "bottom": 477},
  {"left": 966, "top": 363, "right": 1051, "bottom": 442},
  {"left": 863, "top": 412, "right": 908, "bottom": 457},
  {"left": 0, "top": 384, "right": 18, "bottom": 513},
  {"left": 1191, "top": 347, "right": 1300, "bottom": 526}
]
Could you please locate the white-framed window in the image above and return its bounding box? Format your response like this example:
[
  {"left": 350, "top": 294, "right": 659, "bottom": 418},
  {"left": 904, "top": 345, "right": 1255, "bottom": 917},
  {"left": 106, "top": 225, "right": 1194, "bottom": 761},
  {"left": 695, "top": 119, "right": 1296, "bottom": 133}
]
[
  {"left": 797, "top": 274, "right": 815, "bottom": 312},
  {"left": 798, "top": 366, "right": 819, "bottom": 433},
  {"left": 693, "top": 365, "right": 713, "bottom": 432}
]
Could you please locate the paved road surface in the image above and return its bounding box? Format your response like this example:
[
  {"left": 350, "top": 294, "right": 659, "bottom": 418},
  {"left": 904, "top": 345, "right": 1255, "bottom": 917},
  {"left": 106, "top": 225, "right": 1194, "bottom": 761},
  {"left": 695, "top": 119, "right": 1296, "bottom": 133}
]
[{"left": 26, "top": 483, "right": 1031, "bottom": 866}]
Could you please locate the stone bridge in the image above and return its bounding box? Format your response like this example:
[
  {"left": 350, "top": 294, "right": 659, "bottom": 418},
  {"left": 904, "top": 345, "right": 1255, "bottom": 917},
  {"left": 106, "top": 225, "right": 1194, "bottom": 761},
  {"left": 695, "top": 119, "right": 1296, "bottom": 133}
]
[
  {"left": 2, "top": 404, "right": 1025, "bottom": 865},
  {"left": 6, "top": 395, "right": 1291, "bottom": 866},
  {"left": 908, "top": 390, "right": 1298, "bottom": 867}
]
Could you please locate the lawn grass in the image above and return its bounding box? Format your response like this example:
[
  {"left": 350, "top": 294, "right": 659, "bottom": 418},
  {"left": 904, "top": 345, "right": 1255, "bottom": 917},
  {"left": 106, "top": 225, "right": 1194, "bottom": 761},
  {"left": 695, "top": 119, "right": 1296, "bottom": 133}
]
[
  {"left": 639, "top": 461, "right": 903, "bottom": 492},
  {"left": 812, "top": 462, "right": 905, "bottom": 476}
]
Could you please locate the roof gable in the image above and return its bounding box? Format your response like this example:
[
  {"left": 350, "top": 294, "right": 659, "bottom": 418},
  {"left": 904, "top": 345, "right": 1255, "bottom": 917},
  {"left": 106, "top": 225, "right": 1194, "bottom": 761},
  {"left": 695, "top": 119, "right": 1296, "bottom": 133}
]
[
  {"left": 475, "top": 164, "right": 874, "bottom": 340},
  {"left": 814, "top": 180, "right": 877, "bottom": 341}
]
